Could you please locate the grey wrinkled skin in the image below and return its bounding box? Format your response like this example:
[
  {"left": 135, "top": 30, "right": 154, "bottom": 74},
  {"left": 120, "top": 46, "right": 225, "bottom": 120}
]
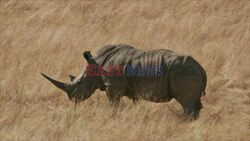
[{"left": 42, "top": 44, "right": 207, "bottom": 119}]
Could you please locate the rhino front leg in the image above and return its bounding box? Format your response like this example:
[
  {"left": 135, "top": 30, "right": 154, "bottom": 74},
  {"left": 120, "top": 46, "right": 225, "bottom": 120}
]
[{"left": 105, "top": 87, "right": 122, "bottom": 107}]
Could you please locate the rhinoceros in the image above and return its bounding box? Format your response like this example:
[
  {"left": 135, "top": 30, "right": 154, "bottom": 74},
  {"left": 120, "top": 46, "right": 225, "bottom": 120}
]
[{"left": 41, "top": 44, "right": 207, "bottom": 118}]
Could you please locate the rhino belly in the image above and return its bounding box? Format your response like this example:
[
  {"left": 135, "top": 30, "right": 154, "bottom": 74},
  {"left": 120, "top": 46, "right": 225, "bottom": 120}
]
[{"left": 125, "top": 75, "right": 172, "bottom": 103}]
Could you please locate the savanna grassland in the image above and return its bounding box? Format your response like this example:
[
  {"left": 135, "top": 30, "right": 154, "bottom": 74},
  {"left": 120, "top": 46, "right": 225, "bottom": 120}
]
[{"left": 0, "top": 0, "right": 250, "bottom": 140}]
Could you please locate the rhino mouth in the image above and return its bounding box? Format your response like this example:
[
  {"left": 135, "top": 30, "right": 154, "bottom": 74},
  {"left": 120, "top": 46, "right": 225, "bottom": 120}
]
[
  {"left": 69, "top": 87, "right": 92, "bottom": 102},
  {"left": 68, "top": 87, "right": 79, "bottom": 100}
]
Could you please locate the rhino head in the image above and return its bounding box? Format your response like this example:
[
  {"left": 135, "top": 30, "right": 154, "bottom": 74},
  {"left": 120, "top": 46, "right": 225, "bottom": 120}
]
[{"left": 41, "top": 51, "right": 102, "bottom": 103}]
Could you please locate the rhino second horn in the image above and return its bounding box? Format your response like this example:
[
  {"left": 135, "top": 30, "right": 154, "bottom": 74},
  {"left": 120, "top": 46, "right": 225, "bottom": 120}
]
[{"left": 41, "top": 73, "right": 69, "bottom": 93}]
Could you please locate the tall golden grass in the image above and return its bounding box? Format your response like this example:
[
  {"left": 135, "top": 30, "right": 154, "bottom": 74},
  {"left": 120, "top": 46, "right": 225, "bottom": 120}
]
[{"left": 0, "top": 0, "right": 249, "bottom": 140}]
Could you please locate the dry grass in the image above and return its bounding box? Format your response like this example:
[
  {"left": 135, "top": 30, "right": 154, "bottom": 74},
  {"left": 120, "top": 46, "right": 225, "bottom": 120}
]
[{"left": 0, "top": 0, "right": 250, "bottom": 140}]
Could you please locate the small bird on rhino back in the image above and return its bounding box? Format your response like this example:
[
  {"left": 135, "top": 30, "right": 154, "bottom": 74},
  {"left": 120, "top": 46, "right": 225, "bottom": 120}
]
[{"left": 41, "top": 44, "right": 207, "bottom": 119}]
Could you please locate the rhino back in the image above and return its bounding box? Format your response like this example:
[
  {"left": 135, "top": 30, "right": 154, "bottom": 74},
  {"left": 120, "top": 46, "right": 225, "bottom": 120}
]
[{"left": 95, "top": 44, "right": 135, "bottom": 66}]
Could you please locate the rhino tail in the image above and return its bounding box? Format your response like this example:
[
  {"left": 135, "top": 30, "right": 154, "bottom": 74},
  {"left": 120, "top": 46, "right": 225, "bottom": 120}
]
[
  {"left": 199, "top": 65, "right": 207, "bottom": 96},
  {"left": 191, "top": 57, "right": 207, "bottom": 96}
]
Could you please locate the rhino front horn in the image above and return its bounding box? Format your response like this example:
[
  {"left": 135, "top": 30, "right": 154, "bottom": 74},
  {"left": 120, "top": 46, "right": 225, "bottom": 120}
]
[{"left": 41, "top": 73, "right": 69, "bottom": 93}]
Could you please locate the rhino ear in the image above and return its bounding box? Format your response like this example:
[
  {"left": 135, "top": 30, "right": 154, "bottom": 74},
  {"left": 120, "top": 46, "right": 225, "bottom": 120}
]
[
  {"left": 83, "top": 51, "right": 97, "bottom": 65},
  {"left": 68, "top": 74, "right": 76, "bottom": 82}
]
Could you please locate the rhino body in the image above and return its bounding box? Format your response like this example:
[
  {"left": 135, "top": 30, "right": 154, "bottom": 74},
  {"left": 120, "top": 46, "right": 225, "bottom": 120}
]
[{"left": 42, "top": 44, "right": 207, "bottom": 118}]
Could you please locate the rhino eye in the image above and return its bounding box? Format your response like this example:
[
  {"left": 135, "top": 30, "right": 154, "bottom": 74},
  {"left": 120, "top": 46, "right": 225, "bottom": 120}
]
[{"left": 77, "top": 80, "right": 82, "bottom": 84}]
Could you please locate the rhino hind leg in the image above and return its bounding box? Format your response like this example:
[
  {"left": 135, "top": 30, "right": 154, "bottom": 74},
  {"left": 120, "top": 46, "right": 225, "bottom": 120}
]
[
  {"left": 123, "top": 87, "right": 139, "bottom": 104},
  {"left": 181, "top": 99, "right": 203, "bottom": 119}
]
